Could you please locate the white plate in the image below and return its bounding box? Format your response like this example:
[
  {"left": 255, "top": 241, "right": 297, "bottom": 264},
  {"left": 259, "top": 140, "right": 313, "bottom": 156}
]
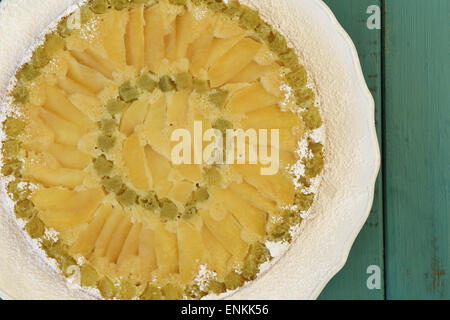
[{"left": 0, "top": 0, "right": 380, "bottom": 300}]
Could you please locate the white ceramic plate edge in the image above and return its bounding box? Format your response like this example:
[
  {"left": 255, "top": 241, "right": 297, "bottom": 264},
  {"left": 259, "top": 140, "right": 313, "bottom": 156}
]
[
  {"left": 0, "top": 0, "right": 380, "bottom": 300},
  {"left": 307, "top": 0, "right": 380, "bottom": 299}
]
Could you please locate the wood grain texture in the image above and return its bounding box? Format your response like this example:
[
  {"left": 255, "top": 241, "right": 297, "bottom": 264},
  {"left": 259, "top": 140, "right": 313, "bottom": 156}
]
[
  {"left": 383, "top": 0, "right": 449, "bottom": 299},
  {"left": 319, "top": 0, "right": 385, "bottom": 300},
  {"left": 0, "top": 0, "right": 448, "bottom": 300}
]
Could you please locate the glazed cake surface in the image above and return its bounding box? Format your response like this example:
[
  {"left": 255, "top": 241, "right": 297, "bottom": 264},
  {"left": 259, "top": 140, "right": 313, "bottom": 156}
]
[{"left": 1, "top": 0, "right": 323, "bottom": 300}]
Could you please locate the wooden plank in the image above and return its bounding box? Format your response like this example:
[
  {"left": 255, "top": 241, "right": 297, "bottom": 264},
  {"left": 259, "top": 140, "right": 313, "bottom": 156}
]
[
  {"left": 383, "top": 0, "right": 449, "bottom": 299},
  {"left": 319, "top": 0, "right": 385, "bottom": 300}
]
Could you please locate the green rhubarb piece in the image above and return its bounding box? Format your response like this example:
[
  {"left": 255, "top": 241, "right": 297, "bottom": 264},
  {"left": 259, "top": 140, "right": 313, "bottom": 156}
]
[
  {"left": 208, "top": 280, "right": 226, "bottom": 294},
  {"left": 294, "top": 87, "right": 315, "bottom": 107},
  {"left": 101, "top": 175, "right": 123, "bottom": 194},
  {"left": 59, "top": 255, "right": 77, "bottom": 276},
  {"left": 205, "top": 167, "right": 222, "bottom": 185},
  {"left": 106, "top": 99, "right": 128, "bottom": 115},
  {"left": 250, "top": 242, "right": 271, "bottom": 264},
  {"left": 286, "top": 67, "right": 307, "bottom": 88},
  {"left": 283, "top": 209, "right": 302, "bottom": 226},
  {"left": 111, "top": 0, "right": 131, "bottom": 10},
  {"left": 20, "top": 63, "right": 40, "bottom": 81},
  {"left": 118, "top": 279, "right": 137, "bottom": 300},
  {"left": 25, "top": 215, "right": 45, "bottom": 239},
  {"left": 206, "top": 0, "right": 226, "bottom": 12},
  {"left": 267, "top": 30, "right": 288, "bottom": 54},
  {"left": 117, "top": 187, "right": 138, "bottom": 206},
  {"left": 242, "top": 242, "right": 271, "bottom": 281},
  {"left": 44, "top": 33, "right": 65, "bottom": 54},
  {"left": 175, "top": 72, "right": 193, "bottom": 89},
  {"left": 159, "top": 75, "right": 176, "bottom": 92},
  {"left": 182, "top": 202, "right": 197, "bottom": 220},
  {"left": 279, "top": 48, "right": 299, "bottom": 69},
  {"left": 302, "top": 105, "right": 322, "bottom": 130},
  {"left": 98, "top": 277, "right": 117, "bottom": 299},
  {"left": 139, "top": 191, "right": 159, "bottom": 211},
  {"left": 119, "top": 81, "right": 140, "bottom": 102},
  {"left": 98, "top": 134, "right": 116, "bottom": 151},
  {"left": 213, "top": 118, "right": 233, "bottom": 136},
  {"left": 255, "top": 22, "right": 272, "bottom": 42},
  {"left": 224, "top": 1, "right": 244, "bottom": 18},
  {"left": 7, "top": 180, "right": 29, "bottom": 201},
  {"left": 14, "top": 199, "right": 34, "bottom": 220},
  {"left": 42, "top": 239, "right": 66, "bottom": 260},
  {"left": 3, "top": 117, "right": 25, "bottom": 137},
  {"left": 294, "top": 193, "right": 314, "bottom": 212},
  {"left": 2, "top": 139, "right": 20, "bottom": 158},
  {"left": 162, "top": 283, "right": 183, "bottom": 300},
  {"left": 209, "top": 89, "right": 229, "bottom": 109},
  {"left": 193, "top": 79, "right": 209, "bottom": 94},
  {"left": 93, "top": 155, "right": 113, "bottom": 176},
  {"left": 303, "top": 153, "right": 324, "bottom": 178},
  {"left": 193, "top": 187, "right": 209, "bottom": 202},
  {"left": 43, "top": 241, "right": 76, "bottom": 277},
  {"left": 241, "top": 259, "right": 258, "bottom": 281},
  {"left": 239, "top": 7, "right": 260, "bottom": 30},
  {"left": 160, "top": 198, "right": 178, "bottom": 220},
  {"left": 57, "top": 19, "right": 72, "bottom": 38},
  {"left": 224, "top": 271, "right": 245, "bottom": 290},
  {"left": 31, "top": 46, "right": 50, "bottom": 69},
  {"left": 169, "top": 0, "right": 187, "bottom": 6},
  {"left": 297, "top": 176, "right": 311, "bottom": 188},
  {"left": 309, "top": 141, "right": 323, "bottom": 155},
  {"left": 80, "top": 264, "right": 99, "bottom": 287},
  {"left": 136, "top": 72, "right": 157, "bottom": 92},
  {"left": 12, "top": 84, "right": 29, "bottom": 104},
  {"left": 80, "top": 6, "right": 95, "bottom": 24},
  {"left": 186, "top": 284, "right": 207, "bottom": 299},
  {"left": 100, "top": 118, "right": 117, "bottom": 135},
  {"left": 90, "top": 0, "right": 109, "bottom": 14},
  {"left": 269, "top": 220, "right": 291, "bottom": 242},
  {"left": 2, "top": 158, "right": 22, "bottom": 176},
  {"left": 140, "top": 284, "right": 163, "bottom": 300}
]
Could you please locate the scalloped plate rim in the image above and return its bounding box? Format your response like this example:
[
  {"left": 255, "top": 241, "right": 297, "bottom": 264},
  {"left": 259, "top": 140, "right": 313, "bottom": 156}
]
[{"left": 0, "top": 0, "right": 380, "bottom": 300}]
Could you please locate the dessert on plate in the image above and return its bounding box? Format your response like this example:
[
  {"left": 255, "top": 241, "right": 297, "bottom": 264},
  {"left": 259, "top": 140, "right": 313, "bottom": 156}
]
[{"left": 1, "top": 0, "right": 323, "bottom": 300}]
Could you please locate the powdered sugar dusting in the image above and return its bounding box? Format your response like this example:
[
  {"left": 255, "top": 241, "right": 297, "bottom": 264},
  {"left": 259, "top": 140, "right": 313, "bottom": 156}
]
[
  {"left": 0, "top": 0, "right": 323, "bottom": 300},
  {"left": 0, "top": 0, "right": 379, "bottom": 301},
  {"left": 193, "top": 265, "right": 217, "bottom": 291},
  {"left": 0, "top": 0, "right": 104, "bottom": 300}
]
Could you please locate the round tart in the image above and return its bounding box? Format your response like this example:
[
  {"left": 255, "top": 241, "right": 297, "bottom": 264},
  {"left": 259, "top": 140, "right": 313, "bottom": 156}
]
[{"left": 1, "top": 0, "right": 323, "bottom": 300}]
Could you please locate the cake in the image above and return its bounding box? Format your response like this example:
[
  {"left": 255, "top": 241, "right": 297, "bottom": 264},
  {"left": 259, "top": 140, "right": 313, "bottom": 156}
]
[{"left": 1, "top": 0, "right": 324, "bottom": 300}]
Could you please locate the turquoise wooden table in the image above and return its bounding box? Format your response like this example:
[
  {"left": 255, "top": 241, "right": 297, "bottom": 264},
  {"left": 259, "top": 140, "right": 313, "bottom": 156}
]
[
  {"left": 0, "top": 0, "right": 447, "bottom": 300},
  {"left": 319, "top": 0, "right": 449, "bottom": 300}
]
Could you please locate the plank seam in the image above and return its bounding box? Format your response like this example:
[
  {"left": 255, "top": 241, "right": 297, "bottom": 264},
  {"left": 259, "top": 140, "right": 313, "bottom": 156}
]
[{"left": 380, "top": 0, "right": 388, "bottom": 301}]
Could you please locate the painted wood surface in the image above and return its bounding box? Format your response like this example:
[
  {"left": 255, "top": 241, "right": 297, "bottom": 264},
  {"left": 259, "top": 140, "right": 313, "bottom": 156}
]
[
  {"left": 383, "top": 0, "right": 449, "bottom": 299},
  {"left": 0, "top": 0, "right": 448, "bottom": 300},
  {"left": 321, "top": 0, "right": 449, "bottom": 300},
  {"left": 319, "top": 0, "right": 385, "bottom": 300}
]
